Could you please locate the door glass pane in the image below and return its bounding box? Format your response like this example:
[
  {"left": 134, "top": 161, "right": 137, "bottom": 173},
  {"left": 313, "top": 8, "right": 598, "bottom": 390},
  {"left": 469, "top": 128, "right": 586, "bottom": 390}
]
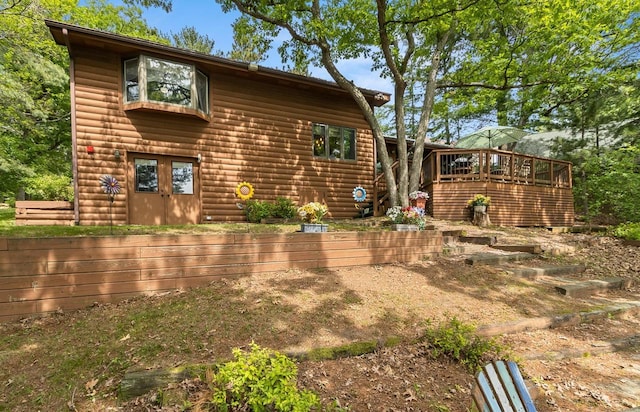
[
  {"left": 135, "top": 158, "right": 158, "bottom": 192},
  {"left": 328, "top": 126, "right": 341, "bottom": 159},
  {"left": 172, "top": 161, "right": 193, "bottom": 194}
]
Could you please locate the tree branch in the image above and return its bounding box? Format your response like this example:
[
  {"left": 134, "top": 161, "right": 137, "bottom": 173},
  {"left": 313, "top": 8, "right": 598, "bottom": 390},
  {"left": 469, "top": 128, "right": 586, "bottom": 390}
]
[
  {"left": 437, "top": 80, "right": 553, "bottom": 90},
  {"left": 384, "top": 0, "right": 482, "bottom": 26}
]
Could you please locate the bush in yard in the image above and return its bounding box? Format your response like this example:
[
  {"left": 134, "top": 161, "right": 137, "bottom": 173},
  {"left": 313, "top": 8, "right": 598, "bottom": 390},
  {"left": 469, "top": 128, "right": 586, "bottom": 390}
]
[
  {"left": 421, "top": 317, "right": 505, "bottom": 372},
  {"left": 272, "top": 196, "right": 297, "bottom": 219},
  {"left": 612, "top": 222, "right": 640, "bottom": 241},
  {"left": 206, "top": 343, "right": 320, "bottom": 411},
  {"left": 24, "top": 173, "right": 73, "bottom": 201},
  {"left": 244, "top": 200, "right": 274, "bottom": 223}
]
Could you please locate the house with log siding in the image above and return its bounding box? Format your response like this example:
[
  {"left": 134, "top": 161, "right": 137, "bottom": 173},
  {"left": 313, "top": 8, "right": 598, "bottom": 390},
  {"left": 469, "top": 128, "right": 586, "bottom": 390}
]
[
  {"left": 46, "top": 20, "right": 574, "bottom": 228},
  {"left": 46, "top": 20, "right": 390, "bottom": 226}
]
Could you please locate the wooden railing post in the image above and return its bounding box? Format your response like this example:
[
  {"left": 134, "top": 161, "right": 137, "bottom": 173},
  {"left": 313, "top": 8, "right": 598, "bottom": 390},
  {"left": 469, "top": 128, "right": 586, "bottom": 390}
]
[{"left": 435, "top": 151, "right": 441, "bottom": 183}]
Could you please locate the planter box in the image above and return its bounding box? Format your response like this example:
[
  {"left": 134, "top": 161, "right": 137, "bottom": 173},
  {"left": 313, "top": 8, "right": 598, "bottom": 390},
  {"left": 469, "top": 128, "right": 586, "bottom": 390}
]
[
  {"left": 391, "top": 224, "right": 419, "bottom": 232},
  {"left": 300, "top": 223, "right": 328, "bottom": 233},
  {"left": 15, "top": 200, "right": 75, "bottom": 226}
]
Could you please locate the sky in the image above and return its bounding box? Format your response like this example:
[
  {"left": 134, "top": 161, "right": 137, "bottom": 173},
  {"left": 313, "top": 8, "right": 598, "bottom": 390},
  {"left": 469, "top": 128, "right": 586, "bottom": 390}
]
[{"left": 131, "top": 0, "right": 392, "bottom": 95}]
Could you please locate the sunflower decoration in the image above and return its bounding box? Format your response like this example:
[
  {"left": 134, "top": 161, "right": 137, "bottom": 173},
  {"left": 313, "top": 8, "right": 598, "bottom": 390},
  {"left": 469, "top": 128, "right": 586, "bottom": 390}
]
[
  {"left": 235, "top": 181, "right": 255, "bottom": 201},
  {"left": 352, "top": 186, "right": 367, "bottom": 202}
]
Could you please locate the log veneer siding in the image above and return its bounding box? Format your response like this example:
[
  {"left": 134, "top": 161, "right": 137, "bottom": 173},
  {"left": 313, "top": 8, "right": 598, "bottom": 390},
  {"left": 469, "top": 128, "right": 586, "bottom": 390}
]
[
  {"left": 0, "top": 231, "right": 442, "bottom": 322},
  {"left": 70, "top": 47, "right": 375, "bottom": 226},
  {"left": 428, "top": 181, "right": 574, "bottom": 227}
]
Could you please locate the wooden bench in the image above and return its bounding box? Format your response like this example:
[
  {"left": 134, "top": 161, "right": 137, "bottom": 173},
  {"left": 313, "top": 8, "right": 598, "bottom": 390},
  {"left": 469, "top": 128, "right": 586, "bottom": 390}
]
[{"left": 472, "top": 360, "right": 537, "bottom": 412}]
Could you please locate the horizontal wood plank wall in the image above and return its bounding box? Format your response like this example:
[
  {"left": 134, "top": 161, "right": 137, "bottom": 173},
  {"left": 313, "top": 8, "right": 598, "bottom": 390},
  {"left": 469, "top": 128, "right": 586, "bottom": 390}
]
[
  {"left": 0, "top": 231, "right": 442, "bottom": 322},
  {"left": 428, "top": 182, "right": 574, "bottom": 227},
  {"left": 72, "top": 49, "right": 374, "bottom": 225},
  {"left": 15, "top": 201, "right": 74, "bottom": 226}
]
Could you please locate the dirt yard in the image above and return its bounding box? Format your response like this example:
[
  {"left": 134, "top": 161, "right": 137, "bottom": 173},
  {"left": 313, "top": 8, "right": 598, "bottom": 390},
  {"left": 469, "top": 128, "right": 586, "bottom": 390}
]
[{"left": 1, "top": 222, "right": 639, "bottom": 411}]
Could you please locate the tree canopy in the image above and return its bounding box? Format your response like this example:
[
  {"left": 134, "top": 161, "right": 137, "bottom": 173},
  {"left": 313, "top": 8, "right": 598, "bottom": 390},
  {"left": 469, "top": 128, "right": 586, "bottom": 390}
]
[
  {"left": 0, "top": 0, "right": 165, "bottom": 202},
  {"left": 1, "top": 0, "right": 638, "bottom": 219},
  {"left": 214, "top": 0, "right": 639, "bottom": 207}
]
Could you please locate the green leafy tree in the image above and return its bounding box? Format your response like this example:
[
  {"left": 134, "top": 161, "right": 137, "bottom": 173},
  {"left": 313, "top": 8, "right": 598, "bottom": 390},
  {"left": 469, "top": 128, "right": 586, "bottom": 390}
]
[
  {"left": 214, "top": 0, "right": 638, "bottom": 208},
  {"left": 0, "top": 0, "right": 166, "bottom": 201},
  {"left": 574, "top": 145, "right": 640, "bottom": 223},
  {"left": 170, "top": 25, "right": 216, "bottom": 54}
]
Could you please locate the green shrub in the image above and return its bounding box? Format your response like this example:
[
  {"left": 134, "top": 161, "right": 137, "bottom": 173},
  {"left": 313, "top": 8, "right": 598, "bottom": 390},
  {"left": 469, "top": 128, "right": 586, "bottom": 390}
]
[
  {"left": 24, "top": 174, "right": 73, "bottom": 201},
  {"left": 245, "top": 200, "right": 274, "bottom": 223},
  {"left": 207, "top": 343, "right": 320, "bottom": 411},
  {"left": 272, "top": 197, "right": 297, "bottom": 219},
  {"left": 612, "top": 222, "right": 640, "bottom": 240},
  {"left": 421, "top": 317, "right": 505, "bottom": 372}
]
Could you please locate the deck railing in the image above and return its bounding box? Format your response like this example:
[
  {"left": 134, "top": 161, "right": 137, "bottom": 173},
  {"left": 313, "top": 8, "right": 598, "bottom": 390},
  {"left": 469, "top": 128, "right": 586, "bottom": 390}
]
[{"left": 422, "top": 149, "right": 572, "bottom": 188}]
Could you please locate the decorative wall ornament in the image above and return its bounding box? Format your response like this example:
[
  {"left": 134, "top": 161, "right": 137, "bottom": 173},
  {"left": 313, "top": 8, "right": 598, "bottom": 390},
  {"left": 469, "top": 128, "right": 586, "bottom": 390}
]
[
  {"left": 352, "top": 186, "right": 367, "bottom": 202},
  {"left": 235, "top": 181, "right": 254, "bottom": 201}
]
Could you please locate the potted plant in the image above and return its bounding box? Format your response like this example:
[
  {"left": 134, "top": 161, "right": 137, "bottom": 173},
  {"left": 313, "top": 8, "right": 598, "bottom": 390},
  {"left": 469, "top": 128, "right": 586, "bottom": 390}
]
[
  {"left": 467, "top": 194, "right": 491, "bottom": 213},
  {"left": 386, "top": 205, "right": 427, "bottom": 231},
  {"left": 297, "top": 202, "right": 329, "bottom": 232},
  {"left": 408, "top": 190, "right": 429, "bottom": 209}
]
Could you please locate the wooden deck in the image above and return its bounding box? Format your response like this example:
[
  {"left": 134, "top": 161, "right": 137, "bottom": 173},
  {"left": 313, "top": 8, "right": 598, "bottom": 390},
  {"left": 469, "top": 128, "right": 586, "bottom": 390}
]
[{"left": 423, "top": 149, "right": 574, "bottom": 227}]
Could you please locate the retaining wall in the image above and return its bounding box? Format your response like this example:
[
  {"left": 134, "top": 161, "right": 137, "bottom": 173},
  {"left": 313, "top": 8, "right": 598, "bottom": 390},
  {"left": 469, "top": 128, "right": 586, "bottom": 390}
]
[{"left": 0, "top": 230, "right": 442, "bottom": 322}]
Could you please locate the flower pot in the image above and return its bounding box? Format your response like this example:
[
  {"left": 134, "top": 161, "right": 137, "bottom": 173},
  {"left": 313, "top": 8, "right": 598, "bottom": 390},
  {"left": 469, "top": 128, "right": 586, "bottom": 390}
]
[
  {"left": 391, "top": 224, "right": 419, "bottom": 232},
  {"left": 474, "top": 205, "right": 487, "bottom": 213},
  {"left": 300, "top": 223, "right": 328, "bottom": 233}
]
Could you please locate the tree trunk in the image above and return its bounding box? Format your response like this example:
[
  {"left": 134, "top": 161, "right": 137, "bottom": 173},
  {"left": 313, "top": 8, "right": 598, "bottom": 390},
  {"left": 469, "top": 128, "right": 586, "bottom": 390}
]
[{"left": 410, "top": 27, "right": 453, "bottom": 193}]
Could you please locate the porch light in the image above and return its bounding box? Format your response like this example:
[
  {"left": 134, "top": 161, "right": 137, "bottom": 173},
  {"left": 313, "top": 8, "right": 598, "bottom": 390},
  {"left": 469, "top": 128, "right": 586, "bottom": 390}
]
[{"left": 113, "top": 149, "right": 121, "bottom": 160}]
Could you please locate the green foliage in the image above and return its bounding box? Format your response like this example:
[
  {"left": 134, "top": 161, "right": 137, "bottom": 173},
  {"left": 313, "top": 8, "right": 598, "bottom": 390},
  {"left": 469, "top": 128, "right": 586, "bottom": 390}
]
[
  {"left": 421, "top": 317, "right": 504, "bottom": 372},
  {"left": 170, "top": 26, "right": 215, "bottom": 54},
  {"left": 244, "top": 198, "right": 297, "bottom": 222},
  {"left": 612, "top": 222, "right": 640, "bottom": 241},
  {"left": 573, "top": 145, "right": 640, "bottom": 223},
  {"left": 207, "top": 343, "right": 320, "bottom": 411},
  {"left": 0, "top": 0, "right": 167, "bottom": 202},
  {"left": 24, "top": 173, "right": 73, "bottom": 201},
  {"left": 244, "top": 200, "right": 274, "bottom": 223},
  {"left": 272, "top": 196, "right": 297, "bottom": 219}
]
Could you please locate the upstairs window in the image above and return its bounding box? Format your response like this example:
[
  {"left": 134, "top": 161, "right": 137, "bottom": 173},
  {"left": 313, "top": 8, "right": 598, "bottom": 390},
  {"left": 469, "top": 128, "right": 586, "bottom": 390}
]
[
  {"left": 124, "top": 55, "right": 209, "bottom": 115},
  {"left": 312, "top": 123, "right": 356, "bottom": 160}
]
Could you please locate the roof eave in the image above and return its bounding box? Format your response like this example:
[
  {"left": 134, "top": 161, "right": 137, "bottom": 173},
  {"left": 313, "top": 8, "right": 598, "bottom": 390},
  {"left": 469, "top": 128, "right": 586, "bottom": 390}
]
[{"left": 45, "top": 19, "right": 391, "bottom": 107}]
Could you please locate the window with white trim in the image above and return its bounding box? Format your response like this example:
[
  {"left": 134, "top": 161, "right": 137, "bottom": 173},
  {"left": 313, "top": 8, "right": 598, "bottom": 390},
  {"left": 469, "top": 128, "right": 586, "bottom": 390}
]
[
  {"left": 312, "top": 123, "right": 356, "bottom": 160},
  {"left": 124, "top": 55, "right": 209, "bottom": 115}
]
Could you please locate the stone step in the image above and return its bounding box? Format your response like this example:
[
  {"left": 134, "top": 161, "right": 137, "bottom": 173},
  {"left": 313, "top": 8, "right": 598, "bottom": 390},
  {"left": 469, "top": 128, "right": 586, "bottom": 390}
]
[
  {"left": 443, "top": 245, "right": 477, "bottom": 255},
  {"left": 459, "top": 236, "right": 497, "bottom": 246},
  {"left": 555, "top": 277, "right": 634, "bottom": 298},
  {"left": 476, "top": 302, "right": 640, "bottom": 336},
  {"left": 441, "top": 229, "right": 464, "bottom": 237},
  {"left": 491, "top": 244, "right": 542, "bottom": 254},
  {"left": 505, "top": 264, "right": 586, "bottom": 280},
  {"left": 465, "top": 252, "right": 537, "bottom": 266}
]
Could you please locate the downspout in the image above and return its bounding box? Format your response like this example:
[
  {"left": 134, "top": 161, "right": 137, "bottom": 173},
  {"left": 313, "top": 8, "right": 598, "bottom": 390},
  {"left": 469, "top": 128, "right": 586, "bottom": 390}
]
[{"left": 62, "top": 28, "right": 80, "bottom": 225}]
